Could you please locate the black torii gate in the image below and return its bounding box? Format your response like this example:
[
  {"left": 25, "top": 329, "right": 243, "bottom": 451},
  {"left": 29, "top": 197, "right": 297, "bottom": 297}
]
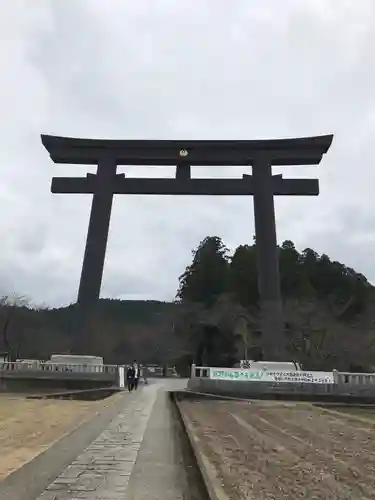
[{"left": 42, "top": 134, "right": 333, "bottom": 360}]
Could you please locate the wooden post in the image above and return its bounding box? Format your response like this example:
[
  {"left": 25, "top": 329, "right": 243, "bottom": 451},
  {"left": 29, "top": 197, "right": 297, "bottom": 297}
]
[
  {"left": 252, "top": 158, "right": 285, "bottom": 361},
  {"left": 74, "top": 155, "right": 117, "bottom": 354}
]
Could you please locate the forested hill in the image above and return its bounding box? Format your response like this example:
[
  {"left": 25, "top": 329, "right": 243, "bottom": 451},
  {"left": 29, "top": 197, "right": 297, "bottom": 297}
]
[
  {"left": 46, "top": 299, "right": 176, "bottom": 329},
  {"left": 1, "top": 236, "right": 374, "bottom": 372},
  {"left": 177, "top": 237, "right": 372, "bottom": 315},
  {"left": 0, "top": 299, "right": 178, "bottom": 365},
  {"left": 174, "top": 237, "right": 375, "bottom": 371}
]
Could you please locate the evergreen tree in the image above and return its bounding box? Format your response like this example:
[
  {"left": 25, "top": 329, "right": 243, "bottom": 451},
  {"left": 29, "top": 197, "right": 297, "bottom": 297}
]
[
  {"left": 177, "top": 236, "right": 230, "bottom": 306},
  {"left": 279, "top": 240, "right": 313, "bottom": 299},
  {"left": 230, "top": 244, "right": 258, "bottom": 306}
]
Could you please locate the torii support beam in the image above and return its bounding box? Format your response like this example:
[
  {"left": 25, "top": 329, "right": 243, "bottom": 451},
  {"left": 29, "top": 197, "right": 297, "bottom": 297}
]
[{"left": 42, "top": 134, "right": 333, "bottom": 360}]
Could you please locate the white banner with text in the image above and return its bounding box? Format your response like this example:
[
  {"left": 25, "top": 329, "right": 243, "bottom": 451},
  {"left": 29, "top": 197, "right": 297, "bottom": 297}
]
[{"left": 209, "top": 368, "right": 334, "bottom": 384}]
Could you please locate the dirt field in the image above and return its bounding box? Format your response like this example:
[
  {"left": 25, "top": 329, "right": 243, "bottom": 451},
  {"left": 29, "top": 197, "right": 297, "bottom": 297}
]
[
  {"left": 0, "top": 393, "right": 121, "bottom": 480},
  {"left": 179, "top": 399, "right": 375, "bottom": 500}
]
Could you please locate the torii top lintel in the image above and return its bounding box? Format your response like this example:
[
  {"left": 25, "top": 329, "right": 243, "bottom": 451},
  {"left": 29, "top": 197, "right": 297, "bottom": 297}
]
[{"left": 41, "top": 134, "right": 333, "bottom": 167}]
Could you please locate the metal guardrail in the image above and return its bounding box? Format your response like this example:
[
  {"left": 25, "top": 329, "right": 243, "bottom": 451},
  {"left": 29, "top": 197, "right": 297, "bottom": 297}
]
[
  {"left": 191, "top": 365, "right": 375, "bottom": 386},
  {"left": 0, "top": 362, "right": 118, "bottom": 375}
]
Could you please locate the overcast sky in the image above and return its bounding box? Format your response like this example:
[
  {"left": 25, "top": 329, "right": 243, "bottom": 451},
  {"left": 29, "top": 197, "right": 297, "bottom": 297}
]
[{"left": 1, "top": 0, "right": 375, "bottom": 307}]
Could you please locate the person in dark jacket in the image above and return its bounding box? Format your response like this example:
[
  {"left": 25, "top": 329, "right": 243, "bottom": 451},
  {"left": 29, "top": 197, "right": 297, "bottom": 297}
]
[
  {"left": 126, "top": 365, "right": 135, "bottom": 392},
  {"left": 133, "top": 361, "right": 140, "bottom": 390}
]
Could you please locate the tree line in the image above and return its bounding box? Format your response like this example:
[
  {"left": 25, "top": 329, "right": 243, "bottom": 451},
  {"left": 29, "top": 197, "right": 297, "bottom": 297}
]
[
  {"left": 1, "top": 235, "right": 374, "bottom": 374},
  {"left": 0, "top": 297, "right": 182, "bottom": 366},
  {"left": 174, "top": 236, "right": 375, "bottom": 372}
]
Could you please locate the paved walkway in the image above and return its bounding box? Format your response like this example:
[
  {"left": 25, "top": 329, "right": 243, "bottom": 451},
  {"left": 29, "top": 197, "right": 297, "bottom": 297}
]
[
  {"left": 34, "top": 379, "right": 205, "bottom": 500},
  {"left": 37, "top": 384, "right": 159, "bottom": 499},
  {"left": 125, "top": 383, "right": 206, "bottom": 500}
]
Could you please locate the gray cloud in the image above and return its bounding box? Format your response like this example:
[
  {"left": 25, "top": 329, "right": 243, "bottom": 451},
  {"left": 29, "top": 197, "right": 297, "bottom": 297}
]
[{"left": 1, "top": 0, "right": 375, "bottom": 306}]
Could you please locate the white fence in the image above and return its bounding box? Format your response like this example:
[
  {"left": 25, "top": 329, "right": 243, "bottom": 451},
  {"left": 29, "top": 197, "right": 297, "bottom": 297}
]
[
  {"left": 0, "top": 362, "right": 118, "bottom": 375},
  {"left": 191, "top": 364, "right": 375, "bottom": 386},
  {"left": 336, "top": 372, "right": 375, "bottom": 385}
]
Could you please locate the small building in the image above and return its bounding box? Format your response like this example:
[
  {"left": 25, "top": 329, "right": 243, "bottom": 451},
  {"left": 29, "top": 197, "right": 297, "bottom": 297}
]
[{"left": 49, "top": 354, "right": 103, "bottom": 365}]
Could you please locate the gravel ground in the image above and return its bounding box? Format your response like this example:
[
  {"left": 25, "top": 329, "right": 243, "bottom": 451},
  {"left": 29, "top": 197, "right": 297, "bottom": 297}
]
[{"left": 179, "top": 399, "right": 375, "bottom": 500}]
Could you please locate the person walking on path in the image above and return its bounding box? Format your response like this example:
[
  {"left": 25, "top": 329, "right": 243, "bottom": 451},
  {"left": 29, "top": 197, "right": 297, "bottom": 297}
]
[
  {"left": 133, "top": 361, "right": 140, "bottom": 390},
  {"left": 126, "top": 364, "right": 135, "bottom": 392}
]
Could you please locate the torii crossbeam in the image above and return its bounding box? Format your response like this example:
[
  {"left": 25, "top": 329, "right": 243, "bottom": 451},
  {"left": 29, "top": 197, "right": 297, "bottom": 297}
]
[{"left": 42, "top": 134, "right": 334, "bottom": 360}]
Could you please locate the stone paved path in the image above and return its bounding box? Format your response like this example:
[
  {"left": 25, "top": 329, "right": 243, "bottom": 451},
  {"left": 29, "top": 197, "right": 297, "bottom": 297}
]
[
  {"left": 37, "top": 384, "right": 160, "bottom": 500},
  {"left": 125, "top": 385, "right": 207, "bottom": 500}
]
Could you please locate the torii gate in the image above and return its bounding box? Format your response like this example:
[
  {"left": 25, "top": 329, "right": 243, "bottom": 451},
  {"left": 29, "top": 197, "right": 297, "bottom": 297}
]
[{"left": 42, "top": 134, "right": 333, "bottom": 360}]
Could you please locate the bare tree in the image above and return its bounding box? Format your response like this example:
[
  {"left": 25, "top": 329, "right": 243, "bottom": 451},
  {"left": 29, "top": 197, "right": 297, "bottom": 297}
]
[
  {"left": 283, "top": 298, "right": 375, "bottom": 371},
  {"left": 172, "top": 295, "right": 261, "bottom": 366},
  {"left": 204, "top": 294, "right": 261, "bottom": 362},
  {"left": 0, "top": 295, "right": 31, "bottom": 361}
]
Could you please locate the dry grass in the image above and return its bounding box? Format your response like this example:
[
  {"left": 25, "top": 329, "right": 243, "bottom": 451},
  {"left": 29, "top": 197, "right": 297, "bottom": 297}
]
[{"left": 0, "top": 393, "right": 121, "bottom": 480}]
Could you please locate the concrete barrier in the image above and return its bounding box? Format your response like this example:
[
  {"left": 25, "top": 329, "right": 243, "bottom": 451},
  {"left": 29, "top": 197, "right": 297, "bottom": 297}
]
[
  {"left": 0, "top": 362, "right": 119, "bottom": 393},
  {"left": 188, "top": 365, "right": 375, "bottom": 403},
  {"left": 0, "top": 362, "right": 118, "bottom": 377}
]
